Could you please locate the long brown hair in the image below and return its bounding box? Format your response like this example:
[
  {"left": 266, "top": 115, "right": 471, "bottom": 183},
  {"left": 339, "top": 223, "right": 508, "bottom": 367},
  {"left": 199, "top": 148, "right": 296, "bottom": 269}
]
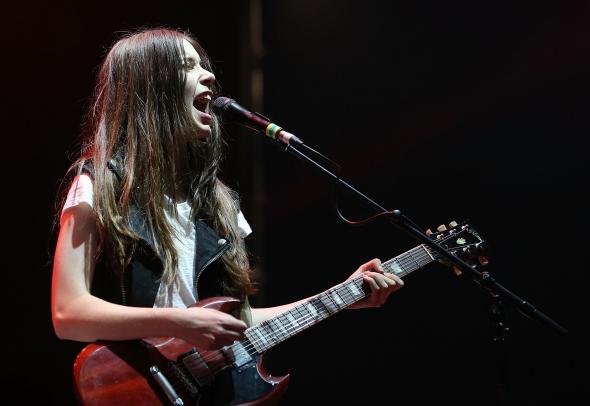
[{"left": 66, "top": 28, "right": 254, "bottom": 298}]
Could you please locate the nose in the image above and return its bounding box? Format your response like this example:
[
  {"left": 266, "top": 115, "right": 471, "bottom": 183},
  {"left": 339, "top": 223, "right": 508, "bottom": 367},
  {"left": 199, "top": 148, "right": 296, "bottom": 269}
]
[{"left": 200, "top": 67, "right": 215, "bottom": 88}]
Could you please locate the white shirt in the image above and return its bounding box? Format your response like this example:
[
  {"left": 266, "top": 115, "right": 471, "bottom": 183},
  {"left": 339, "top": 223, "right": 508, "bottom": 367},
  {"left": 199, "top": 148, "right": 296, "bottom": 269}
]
[{"left": 62, "top": 174, "right": 252, "bottom": 308}]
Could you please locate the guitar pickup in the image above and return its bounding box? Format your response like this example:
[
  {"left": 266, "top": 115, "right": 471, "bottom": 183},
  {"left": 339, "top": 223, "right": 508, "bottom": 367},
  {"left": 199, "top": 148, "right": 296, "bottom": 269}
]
[
  {"left": 182, "top": 351, "right": 214, "bottom": 386},
  {"left": 222, "top": 342, "right": 253, "bottom": 371}
]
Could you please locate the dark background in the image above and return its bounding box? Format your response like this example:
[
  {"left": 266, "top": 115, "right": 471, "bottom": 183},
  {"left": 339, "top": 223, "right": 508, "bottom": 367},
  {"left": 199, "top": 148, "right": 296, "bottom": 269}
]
[{"left": 3, "top": 0, "right": 588, "bottom": 405}]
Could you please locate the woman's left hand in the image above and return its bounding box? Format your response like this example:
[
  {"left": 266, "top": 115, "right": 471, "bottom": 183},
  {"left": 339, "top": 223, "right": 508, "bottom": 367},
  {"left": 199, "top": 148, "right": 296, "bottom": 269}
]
[{"left": 347, "top": 258, "right": 404, "bottom": 309}]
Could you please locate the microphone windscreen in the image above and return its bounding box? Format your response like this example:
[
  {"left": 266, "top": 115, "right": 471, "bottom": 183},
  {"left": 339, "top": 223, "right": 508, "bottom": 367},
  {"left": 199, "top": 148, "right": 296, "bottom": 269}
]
[{"left": 212, "top": 97, "right": 233, "bottom": 114}]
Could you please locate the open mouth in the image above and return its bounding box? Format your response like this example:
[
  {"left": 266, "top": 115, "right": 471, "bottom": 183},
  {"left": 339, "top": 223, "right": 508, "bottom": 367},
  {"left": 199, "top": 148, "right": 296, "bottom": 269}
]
[{"left": 193, "top": 92, "right": 212, "bottom": 113}]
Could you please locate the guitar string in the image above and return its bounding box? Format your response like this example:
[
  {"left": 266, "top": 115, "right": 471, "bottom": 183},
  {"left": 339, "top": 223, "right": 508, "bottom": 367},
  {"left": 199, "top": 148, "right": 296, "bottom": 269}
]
[
  {"left": 188, "top": 251, "right": 430, "bottom": 373},
  {"left": 198, "top": 230, "right": 470, "bottom": 361},
  {"left": 211, "top": 249, "right": 427, "bottom": 356},
  {"left": 202, "top": 246, "right": 435, "bottom": 363},
  {"left": 239, "top": 239, "right": 472, "bottom": 357},
  {"left": 173, "top": 232, "right": 477, "bottom": 381},
  {"left": 196, "top": 246, "right": 435, "bottom": 365},
  {"left": 239, "top": 247, "right": 433, "bottom": 352}
]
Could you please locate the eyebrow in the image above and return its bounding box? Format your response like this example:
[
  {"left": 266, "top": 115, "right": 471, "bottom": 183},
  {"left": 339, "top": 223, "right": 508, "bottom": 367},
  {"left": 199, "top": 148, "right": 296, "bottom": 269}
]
[{"left": 183, "top": 56, "right": 201, "bottom": 64}]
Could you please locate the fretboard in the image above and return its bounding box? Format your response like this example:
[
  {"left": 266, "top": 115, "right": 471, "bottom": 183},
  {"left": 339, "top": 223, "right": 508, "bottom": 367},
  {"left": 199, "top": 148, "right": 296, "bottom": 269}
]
[{"left": 244, "top": 244, "right": 435, "bottom": 353}]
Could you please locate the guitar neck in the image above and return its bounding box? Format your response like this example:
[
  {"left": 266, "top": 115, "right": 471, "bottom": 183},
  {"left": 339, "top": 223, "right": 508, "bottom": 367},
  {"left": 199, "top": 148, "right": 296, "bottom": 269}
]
[{"left": 244, "top": 244, "right": 435, "bottom": 353}]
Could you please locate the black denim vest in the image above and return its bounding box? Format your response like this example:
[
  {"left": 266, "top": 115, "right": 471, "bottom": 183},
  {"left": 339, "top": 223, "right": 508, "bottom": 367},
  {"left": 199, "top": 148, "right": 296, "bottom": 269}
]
[{"left": 83, "top": 161, "right": 230, "bottom": 307}]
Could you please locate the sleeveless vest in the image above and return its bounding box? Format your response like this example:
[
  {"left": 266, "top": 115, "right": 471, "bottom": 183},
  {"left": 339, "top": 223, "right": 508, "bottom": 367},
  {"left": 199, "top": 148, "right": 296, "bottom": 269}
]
[{"left": 82, "top": 161, "right": 231, "bottom": 307}]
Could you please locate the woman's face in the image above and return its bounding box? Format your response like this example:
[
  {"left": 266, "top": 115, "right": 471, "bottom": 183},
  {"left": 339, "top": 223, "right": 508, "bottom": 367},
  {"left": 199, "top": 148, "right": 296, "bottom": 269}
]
[{"left": 182, "top": 39, "right": 216, "bottom": 138}]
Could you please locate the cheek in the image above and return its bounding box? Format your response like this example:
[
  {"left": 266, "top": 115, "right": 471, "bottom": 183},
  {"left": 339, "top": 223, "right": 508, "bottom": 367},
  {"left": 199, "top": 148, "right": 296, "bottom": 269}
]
[
  {"left": 184, "top": 89, "right": 192, "bottom": 103},
  {"left": 184, "top": 76, "right": 197, "bottom": 101}
]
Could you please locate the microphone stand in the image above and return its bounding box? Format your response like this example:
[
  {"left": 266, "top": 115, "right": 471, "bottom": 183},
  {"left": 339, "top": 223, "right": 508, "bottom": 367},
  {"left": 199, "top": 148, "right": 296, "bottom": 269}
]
[
  {"left": 274, "top": 140, "right": 567, "bottom": 334},
  {"left": 478, "top": 271, "right": 511, "bottom": 405},
  {"left": 270, "top": 138, "right": 568, "bottom": 404}
]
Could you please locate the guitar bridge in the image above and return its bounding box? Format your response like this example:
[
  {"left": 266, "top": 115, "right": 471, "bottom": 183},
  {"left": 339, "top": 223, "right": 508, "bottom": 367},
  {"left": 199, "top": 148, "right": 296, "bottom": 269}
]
[{"left": 168, "top": 361, "right": 200, "bottom": 398}]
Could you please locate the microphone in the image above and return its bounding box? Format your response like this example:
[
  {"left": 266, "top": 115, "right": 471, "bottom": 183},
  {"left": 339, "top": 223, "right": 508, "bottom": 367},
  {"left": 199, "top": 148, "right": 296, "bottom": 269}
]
[{"left": 212, "top": 97, "right": 303, "bottom": 145}]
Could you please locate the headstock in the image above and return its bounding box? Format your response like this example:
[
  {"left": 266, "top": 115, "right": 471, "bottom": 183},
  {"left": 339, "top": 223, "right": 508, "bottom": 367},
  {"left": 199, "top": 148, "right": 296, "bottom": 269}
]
[{"left": 426, "top": 221, "right": 487, "bottom": 275}]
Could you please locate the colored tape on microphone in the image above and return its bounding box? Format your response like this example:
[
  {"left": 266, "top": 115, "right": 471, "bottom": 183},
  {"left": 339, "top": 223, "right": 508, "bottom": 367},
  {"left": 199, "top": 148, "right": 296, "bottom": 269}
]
[{"left": 265, "top": 123, "right": 282, "bottom": 140}]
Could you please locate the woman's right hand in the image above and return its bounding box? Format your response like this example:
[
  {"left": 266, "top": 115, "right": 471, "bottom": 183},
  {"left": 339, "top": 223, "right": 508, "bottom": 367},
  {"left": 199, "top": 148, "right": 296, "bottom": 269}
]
[{"left": 173, "top": 307, "right": 247, "bottom": 350}]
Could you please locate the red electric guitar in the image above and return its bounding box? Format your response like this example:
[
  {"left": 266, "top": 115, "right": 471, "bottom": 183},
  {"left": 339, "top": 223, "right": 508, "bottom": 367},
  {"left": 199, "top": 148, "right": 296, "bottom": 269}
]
[{"left": 74, "top": 222, "right": 485, "bottom": 405}]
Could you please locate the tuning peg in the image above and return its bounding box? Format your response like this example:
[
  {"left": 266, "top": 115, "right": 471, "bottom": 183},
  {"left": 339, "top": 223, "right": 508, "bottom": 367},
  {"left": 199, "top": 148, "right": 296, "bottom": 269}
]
[
  {"left": 449, "top": 221, "right": 458, "bottom": 228},
  {"left": 436, "top": 224, "right": 447, "bottom": 232},
  {"left": 452, "top": 266, "right": 463, "bottom": 276},
  {"left": 426, "top": 229, "right": 433, "bottom": 236}
]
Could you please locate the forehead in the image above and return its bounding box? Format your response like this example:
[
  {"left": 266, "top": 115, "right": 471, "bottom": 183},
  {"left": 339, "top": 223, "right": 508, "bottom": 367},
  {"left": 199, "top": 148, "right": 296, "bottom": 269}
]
[{"left": 181, "top": 38, "right": 200, "bottom": 61}]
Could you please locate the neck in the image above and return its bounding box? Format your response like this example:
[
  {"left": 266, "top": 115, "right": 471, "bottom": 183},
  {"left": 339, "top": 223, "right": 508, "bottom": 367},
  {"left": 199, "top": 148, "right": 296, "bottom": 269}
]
[{"left": 242, "top": 244, "right": 435, "bottom": 354}]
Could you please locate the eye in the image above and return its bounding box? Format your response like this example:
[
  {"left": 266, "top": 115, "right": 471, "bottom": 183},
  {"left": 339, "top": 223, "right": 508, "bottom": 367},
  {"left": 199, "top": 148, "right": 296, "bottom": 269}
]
[{"left": 183, "top": 58, "right": 200, "bottom": 71}]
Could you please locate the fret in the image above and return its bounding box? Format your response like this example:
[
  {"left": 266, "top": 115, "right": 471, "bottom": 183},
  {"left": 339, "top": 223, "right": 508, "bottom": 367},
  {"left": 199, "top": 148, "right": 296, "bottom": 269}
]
[
  {"left": 417, "top": 246, "right": 433, "bottom": 267},
  {"left": 334, "top": 285, "right": 349, "bottom": 306},
  {"left": 295, "top": 308, "right": 313, "bottom": 331},
  {"left": 330, "top": 289, "right": 345, "bottom": 307},
  {"left": 421, "top": 244, "right": 436, "bottom": 261},
  {"left": 278, "top": 313, "right": 296, "bottom": 340},
  {"left": 286, "top": 312, "right": 299, "bottom": 328},
  {"left": 269, "top": 317, "right": 289, "bottom": 338},
  {"left": 245, "top": 327, "right": 268, "bottom": 353},
  {"left": 275, "top": 313, "right": 289, "bottom": 338},
  {"left": 386, "top": 245, "right": 435, "bottom": 278},
  {"left": 323, "top": 289, "right": 345, "bottom": 313},
  {"left": 256, "top": 326, "right": 271, "bottom": 347},
  {"left": 346, "top": 279, "right": 364, "bottom": 298},
  {"left": 344, "top": 282, "right": 356, "bottom": 301},
  {"left": 305, "top": 302, "right": 319, "bottom": 319},
  {"left": 385, "top": 260, "right": 404, "bottom": 276},
  {"left": 260, "top": 321, "right": 278, "bottom": 346},
  {"left": 309, "top": 296, "right": 331, "bottom": 319},
  {"left": 336, "top": 282, "right": 359, "bottom": 306},
  {"left": 292, "top": 306, "right": 307, "bottom": 328},
  {"left": 319, "top": 291, "right": 340, "bottom": 314},
  {"left": 408, "top": 249, "right": 422, "bottom": 271}
]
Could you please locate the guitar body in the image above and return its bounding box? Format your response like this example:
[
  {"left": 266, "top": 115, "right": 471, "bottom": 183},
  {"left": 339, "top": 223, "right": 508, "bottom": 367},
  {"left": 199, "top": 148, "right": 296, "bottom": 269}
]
[{"left": 74, "top": 297, "right": 289, "bottom": 405}]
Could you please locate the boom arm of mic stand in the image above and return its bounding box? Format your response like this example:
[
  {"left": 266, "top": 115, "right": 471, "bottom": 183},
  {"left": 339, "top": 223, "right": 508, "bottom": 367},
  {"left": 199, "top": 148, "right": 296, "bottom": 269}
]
[{"left": 277, "top": 140, "right": 568, "bottom": 335}]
